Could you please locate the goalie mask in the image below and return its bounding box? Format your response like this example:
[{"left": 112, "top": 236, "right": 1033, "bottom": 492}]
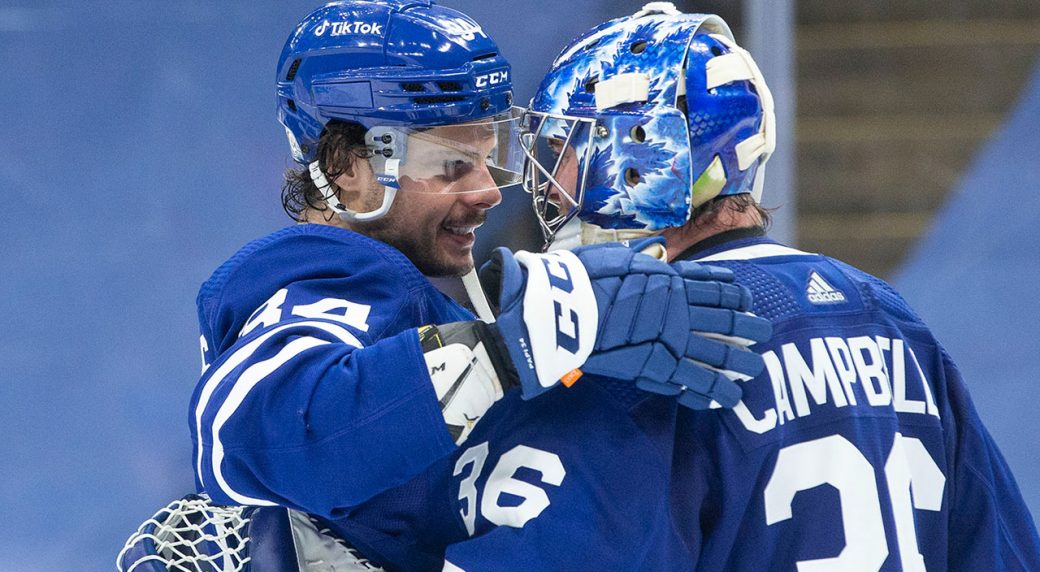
[
  {"left": 521, "top": 3, "right": 775, "bottom": 246},
  {"left": 278, "top": 0, "right": 523, "bottom": 221}
]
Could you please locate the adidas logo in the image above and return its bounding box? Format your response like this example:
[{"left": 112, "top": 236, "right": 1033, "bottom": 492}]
[{"left": 806, "top": 271, "right": 846, "bottom": 304}]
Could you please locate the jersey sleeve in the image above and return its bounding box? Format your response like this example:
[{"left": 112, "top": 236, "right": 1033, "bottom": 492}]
[
  {"left": 189, "top": 228, "right": 458, "bottom": 519},
  {"left": 837, "top": 256, "right": 1040, "bottom": 568},
  {"left": 943, "top": 354, "right": 1040, "bottom": 570},
  {"left": 439, "top": 383, "right": 688, "bottom": 571},
  {"left": 191, "top": 320, "right": 455, "bottom": 519}
]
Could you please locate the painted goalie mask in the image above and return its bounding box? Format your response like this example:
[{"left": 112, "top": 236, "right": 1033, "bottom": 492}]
[{"left": 520, "top": 3, "right": 775, "bottom": 246}]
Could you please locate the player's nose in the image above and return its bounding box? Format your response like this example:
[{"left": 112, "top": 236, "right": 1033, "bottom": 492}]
[{"left": 459, "top": 164, "right": 503, "bottom": 209}]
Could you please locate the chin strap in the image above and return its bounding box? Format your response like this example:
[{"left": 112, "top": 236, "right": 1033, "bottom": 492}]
[
  {"left": 462, "top": 269, "right": 496, "bottom": 323},
  {"left": 307, "top": 159, "right": 400, "bottom": 222}
]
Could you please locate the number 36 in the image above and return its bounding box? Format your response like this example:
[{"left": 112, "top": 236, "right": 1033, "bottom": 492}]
[{"left": 453, "top": 443, "right": 566, "bottom": 536}]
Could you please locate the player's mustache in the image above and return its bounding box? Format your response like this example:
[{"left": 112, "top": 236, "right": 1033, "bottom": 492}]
[{"left": 443, "top": 211, "right": 487, "bottom": 228}]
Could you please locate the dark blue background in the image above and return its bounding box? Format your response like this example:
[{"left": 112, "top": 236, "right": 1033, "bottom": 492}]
[{"left": 0, "top": 2, "right": 1036, "bottom": 569}]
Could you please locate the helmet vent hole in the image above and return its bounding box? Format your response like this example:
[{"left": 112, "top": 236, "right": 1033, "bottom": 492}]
[
  {"left": 630, "top": 41, "right": 648, "bottom": 54},
  {"left": 585, "top": 76, "right": 599, "bottom": 93},
  {"left": 472, "top": 52, "right": 498, "bottom": 61},
  {"left": 624, "top": 167, "right": 641, "bottom": 186},
  {"left": 286, "top": 59, "right": 301, "bottom": 81},
  {"left": 710, "top": 46, "right": 723, "bottom": 57},
  {"left": 401, "top": 82, "right": 426, "bottom": 92},
  {"left": 437, "top": 81, "right": 463, "bottom": 92},
  {"left": 287, "top": 99, "right": 297, "bottom": 112},
  {"left": 414, "top": 95, "right": 466, "bottom": 104},
  {"left": 630, "top": 125, "right": 646, "bottom": 143}
]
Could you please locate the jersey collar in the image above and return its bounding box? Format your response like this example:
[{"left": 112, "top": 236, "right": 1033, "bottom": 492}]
[{"left": 673, "top": 227, "right": 815, "bottom": 262}]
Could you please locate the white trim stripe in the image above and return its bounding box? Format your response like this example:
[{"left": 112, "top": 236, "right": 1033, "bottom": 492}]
[
  {"left": 211, "top": 335, "right": 331, "bottom": 506},
  {"left": 194, "top": 320, "right": 364, "bottom": 488},
  {"left": 693, "top": 243, "right": 813, "bottom": 262}
]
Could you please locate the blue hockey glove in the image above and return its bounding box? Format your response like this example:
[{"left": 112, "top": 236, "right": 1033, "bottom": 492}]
[
  {"left": 638, "top": 259, "right": 771, "bottom": 409},
  {"left": 480, "top": 242, "right": 771, "bottom": 408}
]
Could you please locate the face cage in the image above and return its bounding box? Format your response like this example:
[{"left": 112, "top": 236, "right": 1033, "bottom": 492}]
[{"left": 519, "top": 109, "right": 599, "bottom": 246}]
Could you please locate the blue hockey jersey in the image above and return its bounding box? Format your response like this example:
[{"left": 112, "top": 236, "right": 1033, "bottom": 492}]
[
  {"left": 316, "top": 374, "right": 699, "bottom": 571},
  {"left": 189, "top": 223, "right": 695, "bottom": 571},
  {"left": 665, "top": 234, "right": 1040, "bottom": 571},
  {"left": 397, "top": 233, "right": 1040, "bottom": 571},
  {"left": 190, "top": 224, "right": 471, "bottom": 518},
  {"left": 192, "top": 224, "right": 1039, "bottom": 571}
]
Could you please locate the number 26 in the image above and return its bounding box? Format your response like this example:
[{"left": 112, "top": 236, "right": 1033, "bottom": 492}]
[{"left": 765, "top": 433, "right": 945, "bottom": 571}]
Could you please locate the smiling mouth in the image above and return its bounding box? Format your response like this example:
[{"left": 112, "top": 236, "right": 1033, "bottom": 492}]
[{"left": 442, "top": 223, "right": 481, "bottom": 236}]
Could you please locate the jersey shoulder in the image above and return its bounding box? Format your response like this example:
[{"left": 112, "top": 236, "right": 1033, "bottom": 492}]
[
  {"left": 197, "top": 225, "right": 463, "bottom": 359},
  {"left": 701, "top": 241, "right": 925, "bottom": 329},
  {"left": 826, "top": 257, "right": 925, "bottom": 325},
  {"left": 199, "top": 224, "right": 428, "bottom": 306}
]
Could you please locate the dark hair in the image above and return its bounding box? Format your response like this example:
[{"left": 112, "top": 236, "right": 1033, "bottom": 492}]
[
  {"left": 691, "top": 193, "right": 774, "bottom": 230},
  {"left": 280, "top": 121, "right": 370, "bottom": 221}
]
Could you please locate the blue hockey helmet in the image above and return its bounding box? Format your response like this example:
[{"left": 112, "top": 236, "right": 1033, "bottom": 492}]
[
  {"left": 521, "top": 2, "right": 775, "bottom": 245},
  {"left": 277, "top": 0, "right": 522, "bottom": 221}
]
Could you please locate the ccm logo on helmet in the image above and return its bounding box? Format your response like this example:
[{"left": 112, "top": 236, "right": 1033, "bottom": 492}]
[
  {"left": 314, "top": 20, "right": 384, "bottom": 37},
  {"left": 540, "top": 256, "right": 581, "bottom": 353},
  {"left": 475, "top": 70, "right": 509, "bottom": 88}
]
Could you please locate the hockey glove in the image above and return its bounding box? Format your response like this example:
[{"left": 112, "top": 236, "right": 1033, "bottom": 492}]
[
  {"left": 417, "top": 321, "right": 517, "bottom": 445},
  {"left": 481, "top": 242, "right": 771, "bottom": 408},
  {"left": 592, "top": 236, "right": 772, "bottom": 407},
  {"left": 640, "top": 260, "right": 771, "bottom": 409}
]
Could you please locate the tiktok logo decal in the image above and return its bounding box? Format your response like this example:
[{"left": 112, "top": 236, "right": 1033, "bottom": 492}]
[{"left": 314, "top": 19, "right": 384, "bottom": 37}]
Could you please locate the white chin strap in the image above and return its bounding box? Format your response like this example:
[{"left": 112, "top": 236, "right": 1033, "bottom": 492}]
[
  {"left": 462, "top": 269, "right": 496, "bottom": 323},
  {"left": 308, "top": 160, "right": 399, "bottom": 222}
]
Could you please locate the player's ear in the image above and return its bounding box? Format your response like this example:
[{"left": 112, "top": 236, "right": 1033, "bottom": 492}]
[{"left": 331, "top": 152, "right": 371, "bottom": 193}]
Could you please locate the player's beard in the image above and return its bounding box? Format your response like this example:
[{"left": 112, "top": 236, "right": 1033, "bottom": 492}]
[{"left": 357, "top": 207, "right": 485, "bottom": 278}]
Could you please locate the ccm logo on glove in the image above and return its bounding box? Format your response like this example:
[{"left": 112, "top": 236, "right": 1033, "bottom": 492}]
[
  {"left": 515, "top": 251, "right": 598, "bottom": 387},
  {"left": 541, "top": 257, "right": 580, "bottom": 353}
]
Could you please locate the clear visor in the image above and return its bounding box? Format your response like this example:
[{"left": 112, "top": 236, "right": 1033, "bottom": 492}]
[
  {"left": 519, "top": 110, "right": 598, "bottom": 245},
  {"left": 367, "top": 107, "right": 524, "bottom": 196}
]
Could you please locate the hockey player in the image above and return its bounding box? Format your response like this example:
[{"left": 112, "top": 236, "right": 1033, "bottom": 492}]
[
  {"left": 184, "top": 2, "right": 771, "bottom": 570},
  {"left": 478, "top": 4, "right": 1039, "bottom": 570}
]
